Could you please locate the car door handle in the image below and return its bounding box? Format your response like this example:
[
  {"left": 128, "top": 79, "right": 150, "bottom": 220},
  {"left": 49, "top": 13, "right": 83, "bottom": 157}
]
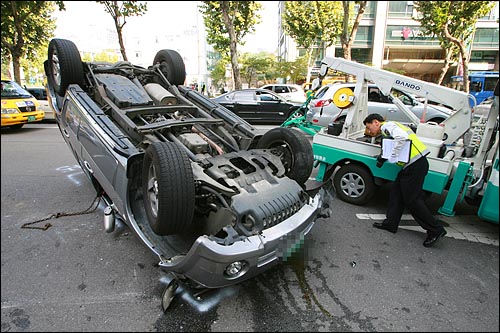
[
  {"left": 83, "top": 160, "right": 94, "bottom": 174},
  {"left": 62, "top": 129, "right": 70, "bottom": 138},
  {"left": 388, "top": 108, "right": 398, "bottom": 112},
  {"left": 278, "top": 112, "right": 284, "bottom": 115}
]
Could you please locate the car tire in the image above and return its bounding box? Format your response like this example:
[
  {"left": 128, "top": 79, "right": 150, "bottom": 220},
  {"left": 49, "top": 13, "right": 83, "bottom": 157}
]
[
  {"left": 153, "top": 50, "right": 186, "bottom": 86},
  {"left": 47, "top": 39, "right": 85, "bottom": 97},
  {"left": 333, "top": 163, "right": 375, "bottom": 205},
  {"left": 256, "top": 127, "right": 313, "bottom": 185},
  {"left": 142, "top": 141, "right": 195, "bottom": 236},
  {"left": 288, "top": 108, "right": 304, "bottom": 119}
]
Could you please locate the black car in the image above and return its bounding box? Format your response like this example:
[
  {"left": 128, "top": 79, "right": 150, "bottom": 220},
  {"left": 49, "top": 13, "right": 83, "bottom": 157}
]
[
  {"left": 44, "top": 38, "right": 327, "bottom": 309},
  {"left": 212, "top": 89, "right": 304, "bottom": 125}
]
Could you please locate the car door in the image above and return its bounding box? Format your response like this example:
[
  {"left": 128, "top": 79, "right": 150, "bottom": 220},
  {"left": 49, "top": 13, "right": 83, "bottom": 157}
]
[
  {"left": 231, "top": 90, "right": 260, "bottom": 122},
  {"left": 59, "top": 98, "right": 82, "bottom": 163},
  {"left": 255, "top": 90, "right": 290, "bottom": 124}
]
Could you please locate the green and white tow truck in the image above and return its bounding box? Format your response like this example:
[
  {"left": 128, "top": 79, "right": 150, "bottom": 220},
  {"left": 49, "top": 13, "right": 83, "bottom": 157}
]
[{"left": 304, "top": 57, "right": 498, "bottom": 224}]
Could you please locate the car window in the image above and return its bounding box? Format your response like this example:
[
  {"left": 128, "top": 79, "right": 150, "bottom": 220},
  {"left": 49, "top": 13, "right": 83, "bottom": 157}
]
[
  {"left": 275, "top": 86, "right": 288, "bottom": 94},
  {"left": 233, "top": 91, "right": 255, "bottom": 101},
  {"left": 391, "top": 90, "right": 413, "bottom": 105},
  {"left": 368, "top": 90, "right": 381, "bottom": 102},
  {"left": 314, "top": 86, "right": 331, "bottom": 99},
  {"left": 262, "top": 86, "right": 273, "bottom": 92},
  {"left": 28, "top": 88, "right": 48, "bottom": 100},
  {"left": 258, "top": 91, "right": 279, "bottom": 101}
]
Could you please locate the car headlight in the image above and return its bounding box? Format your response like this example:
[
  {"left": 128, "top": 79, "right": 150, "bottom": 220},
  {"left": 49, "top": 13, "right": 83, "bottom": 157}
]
[{"left": 1, "top": 108, "right": 20, "bottom": 114}]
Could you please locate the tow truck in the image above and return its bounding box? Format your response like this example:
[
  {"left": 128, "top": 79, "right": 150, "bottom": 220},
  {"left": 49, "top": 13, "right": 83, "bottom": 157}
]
[{"left": 306, "top": 57, "right": 498, "bottom": 223}]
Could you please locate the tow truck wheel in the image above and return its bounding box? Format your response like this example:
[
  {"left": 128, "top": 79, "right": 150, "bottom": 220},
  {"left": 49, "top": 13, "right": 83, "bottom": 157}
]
[
  {"left": 142, "top": 142, "right": 195, "bottom": 235},
  {"left": 333, "top": 163, "right": 376, "bottom": 205},
  {"left": 257, "top": 127, "right": 313, "bottom": 185}
]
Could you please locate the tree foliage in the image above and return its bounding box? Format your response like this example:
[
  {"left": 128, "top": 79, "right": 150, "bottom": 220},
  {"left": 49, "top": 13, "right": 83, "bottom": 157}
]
[
  {"left": 414, "top": 1, "right": 495, "bottom": 92},
  {"left": 240, "top": 52, "right": 274, "bottom": 87},
  {"left": 1, "top": 1, "right": 64, "bottom": 83},
  {"left": 199, "top": 1, "right": 262, "bottom": 90},
  {"left": 282, "top": 1, "right": 343, "bottom": 82},
  {"left": 96, "top": 1, "right": 147, "bottom": 61}
]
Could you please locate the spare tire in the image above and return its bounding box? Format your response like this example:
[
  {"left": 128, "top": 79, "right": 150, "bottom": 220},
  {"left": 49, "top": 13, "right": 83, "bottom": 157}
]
[
  {"left": 257, "top": 127, "right": 313, "bottom": 185},
  {"left": 46, "top": 39, "right": 85, "bottom": 97},
  {"left": 153, "top": 49, "right": 186, "bottom": 86},
  {"left": 142, "top": 141, "right": 195, "bottom": 235}
]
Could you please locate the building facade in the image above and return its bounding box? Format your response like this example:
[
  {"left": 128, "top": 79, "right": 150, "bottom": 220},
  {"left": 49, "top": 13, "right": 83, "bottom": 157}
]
[{"left": 278, "top": 1, "right": 499, "bottom": 83}]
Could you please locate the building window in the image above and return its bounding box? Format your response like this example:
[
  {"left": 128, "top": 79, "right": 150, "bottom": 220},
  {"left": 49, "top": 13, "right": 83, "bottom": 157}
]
[{"left": 388, "top": 1, "right": 415, "bottom": 18}]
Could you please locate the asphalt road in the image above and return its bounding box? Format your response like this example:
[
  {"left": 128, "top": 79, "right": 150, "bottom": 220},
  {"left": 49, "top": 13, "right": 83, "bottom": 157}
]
[{"left": 1, "top": 123, "right": 499, "bottom": 332}]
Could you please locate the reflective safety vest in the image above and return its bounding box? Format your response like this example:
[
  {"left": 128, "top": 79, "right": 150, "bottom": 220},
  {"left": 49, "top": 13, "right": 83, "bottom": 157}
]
[{"left": 382, "top": 121, "right": 430, "bottom": 167}]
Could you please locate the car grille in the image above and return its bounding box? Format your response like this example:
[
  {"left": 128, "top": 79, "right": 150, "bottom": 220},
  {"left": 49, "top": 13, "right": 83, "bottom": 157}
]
[{"left": 19, "top": 105, "right": 37, "bottom": 112}]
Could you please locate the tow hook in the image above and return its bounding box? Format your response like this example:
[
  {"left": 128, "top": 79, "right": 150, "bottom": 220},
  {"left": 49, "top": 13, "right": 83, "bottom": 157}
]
[{"left": 103, "top": 206, "right": 115, "bottom": 233}]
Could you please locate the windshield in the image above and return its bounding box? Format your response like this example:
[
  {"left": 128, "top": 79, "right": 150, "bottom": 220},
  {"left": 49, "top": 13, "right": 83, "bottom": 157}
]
[{"left": 1, "top": 80, "right": 33, "bottom": 98}]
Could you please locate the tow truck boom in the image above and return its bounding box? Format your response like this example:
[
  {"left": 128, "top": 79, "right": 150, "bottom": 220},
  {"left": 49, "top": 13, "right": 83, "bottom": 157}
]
[{"left": 316, "top": 57, "right": 472, "bottom": 144}]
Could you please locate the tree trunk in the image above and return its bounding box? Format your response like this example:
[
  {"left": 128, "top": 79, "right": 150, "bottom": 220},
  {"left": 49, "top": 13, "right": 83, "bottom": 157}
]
[
  {"left": 443, "top": 21, "right": 469, "bottom": 94},
  {"left": 341, "top": 1, "right": 366, "bottom": 62},
  {"left": 436, "top": 48, "right": 453, "bottom": 85},
  {"left": 12, "top": 54, "right": 22, "bottom": 84},
  {"left": 116, "top": 25, "right": 128, "bottom": 61},
  {"left": 305, "top": 48, "right": 314, "bottom": 84},
  {"left": 221, "top": 3, "right": 241, "bottom": 90}
]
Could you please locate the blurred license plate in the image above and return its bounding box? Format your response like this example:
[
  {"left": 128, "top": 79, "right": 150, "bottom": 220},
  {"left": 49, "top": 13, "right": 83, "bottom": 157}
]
[{"left": 27, "top": 116, "right": 36, "bottom": 122}]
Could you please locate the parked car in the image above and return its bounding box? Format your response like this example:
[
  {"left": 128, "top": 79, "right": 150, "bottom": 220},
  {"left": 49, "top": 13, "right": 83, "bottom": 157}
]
[
  {"left": 260, "top": 83, "right": 306, "bottom": 103},
  {"left": 306, "top": 83, "right": 454, "bottom": 127},
  {"left": 25, "top": 86, "right": 55, "bottom": 121},
  {"left": 212, "top": 88, "right": 304, "bottom": 125},
  {"left": 1, "top": 79, "right": 44, "bottom": 129},
  {"left": 44, "top": 38, "right": 326, "bottom": 304}
]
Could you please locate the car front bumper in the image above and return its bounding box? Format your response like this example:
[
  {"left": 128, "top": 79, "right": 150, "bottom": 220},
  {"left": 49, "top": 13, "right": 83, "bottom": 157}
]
[{"left": 158, "top": 192, "right": 322, "bottom": 288}]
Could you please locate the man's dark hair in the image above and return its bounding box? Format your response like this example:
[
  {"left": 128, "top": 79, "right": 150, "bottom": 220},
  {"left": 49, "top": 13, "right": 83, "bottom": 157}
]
[{"left": 363, "top": 113, "right": 384, "bottom": 125}]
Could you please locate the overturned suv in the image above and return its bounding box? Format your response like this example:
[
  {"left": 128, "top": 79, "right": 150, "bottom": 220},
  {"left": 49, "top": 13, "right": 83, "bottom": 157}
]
[{"left": 45, "top": 39, "right": 326, "bottom": 292}]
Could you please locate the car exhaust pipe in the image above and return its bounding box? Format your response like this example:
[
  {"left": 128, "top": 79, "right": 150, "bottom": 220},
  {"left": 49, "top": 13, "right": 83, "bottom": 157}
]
[{"left": 103, "top": 206, "right": 115, "bottom": 233}]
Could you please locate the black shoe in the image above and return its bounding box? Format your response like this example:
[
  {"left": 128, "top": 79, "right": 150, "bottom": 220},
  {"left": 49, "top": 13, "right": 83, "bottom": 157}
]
[
  {"left": 423, "top": 229, "right": 447, "bottom": 247},
  {"left": 373, "top": 222, "right": 397, "bottom": 234}
]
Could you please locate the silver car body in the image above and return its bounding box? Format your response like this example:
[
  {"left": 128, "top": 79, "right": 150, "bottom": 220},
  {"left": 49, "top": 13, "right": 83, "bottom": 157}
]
[
  {"left": 306, "top": 83, "right": 454, "bottom": 127},
  {"left": 45, "top": 38, "right": 324, "bottom": 289}
]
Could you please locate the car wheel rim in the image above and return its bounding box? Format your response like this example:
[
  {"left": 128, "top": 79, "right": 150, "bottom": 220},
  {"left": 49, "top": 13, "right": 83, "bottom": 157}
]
[
  {"left": 268, "top": 141, "right": 293, "bottom": 172},
  {"left": 146, "top": 163, "right": 159, "bottom": 218},
  {"left": 51, "top": 51, "right": 62, "bottom": 87},
  {"left": 340, "top": 172, "right": 364, "bottom": 198}
]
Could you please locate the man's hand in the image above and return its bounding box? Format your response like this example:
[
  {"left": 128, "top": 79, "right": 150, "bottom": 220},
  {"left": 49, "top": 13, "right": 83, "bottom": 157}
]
[{"left": 375, "top": 154, "right": 387, "bottom": 168}]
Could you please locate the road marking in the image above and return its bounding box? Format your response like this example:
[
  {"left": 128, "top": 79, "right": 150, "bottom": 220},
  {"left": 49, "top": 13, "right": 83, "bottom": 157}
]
[{"left": 357, "top": 214, "right": 499, "bottom": 246}]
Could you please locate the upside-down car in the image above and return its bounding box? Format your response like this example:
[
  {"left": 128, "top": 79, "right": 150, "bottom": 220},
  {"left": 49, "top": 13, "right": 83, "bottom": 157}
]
[{"left": 44, "top": 39, "right": 327, "bottom": 305}]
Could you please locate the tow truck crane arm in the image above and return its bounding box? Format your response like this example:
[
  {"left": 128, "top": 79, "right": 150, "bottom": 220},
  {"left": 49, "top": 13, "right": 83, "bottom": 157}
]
[{"left": 316, "top": 57, "right": 473, "bottom": 144}]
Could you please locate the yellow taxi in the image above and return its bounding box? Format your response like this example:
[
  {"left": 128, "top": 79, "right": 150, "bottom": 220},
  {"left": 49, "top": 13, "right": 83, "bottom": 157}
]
[{"left": 1, "top": 79, "right": 44, "bottom": 129}]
